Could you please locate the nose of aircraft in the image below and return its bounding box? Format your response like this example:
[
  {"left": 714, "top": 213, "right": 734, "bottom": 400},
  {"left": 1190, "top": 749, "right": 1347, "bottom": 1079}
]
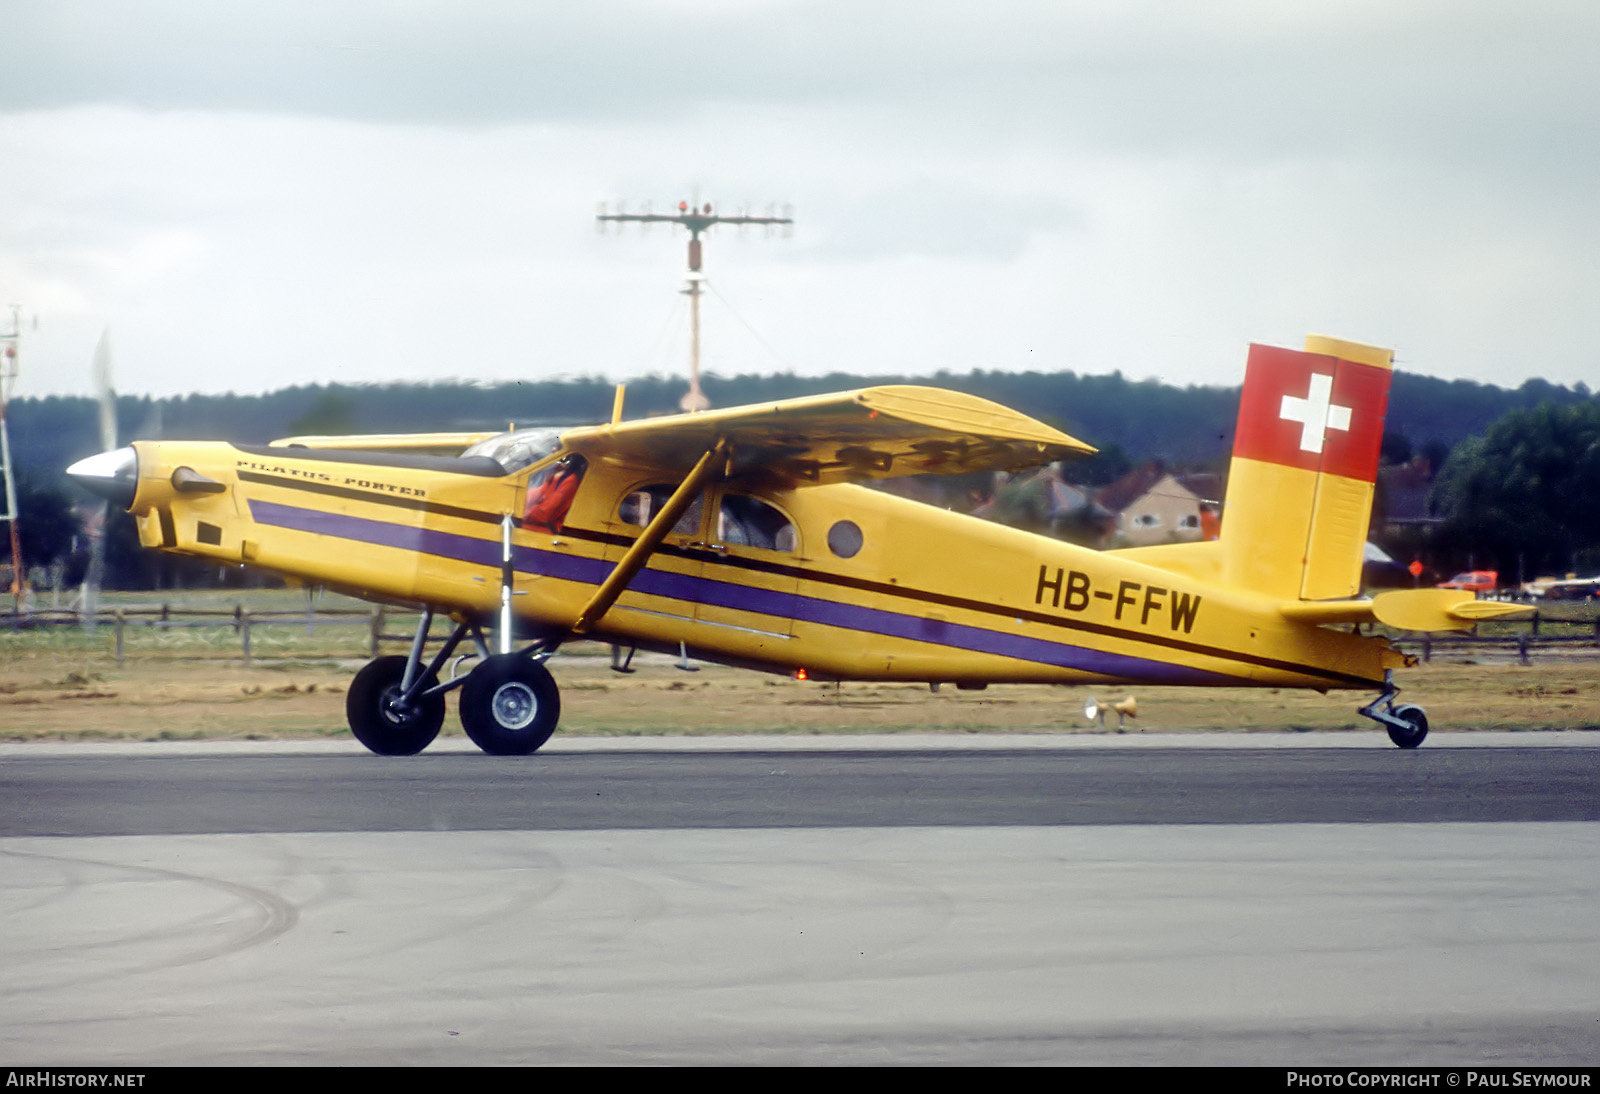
[{"left": 66, "top": 446, "right": 138, "bottom": 510}]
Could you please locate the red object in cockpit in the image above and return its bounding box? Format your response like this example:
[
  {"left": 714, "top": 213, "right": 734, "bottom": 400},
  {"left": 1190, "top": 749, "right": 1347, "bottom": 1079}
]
[{"left": 523, "top": 455, "right": 586, "bottom": 533}]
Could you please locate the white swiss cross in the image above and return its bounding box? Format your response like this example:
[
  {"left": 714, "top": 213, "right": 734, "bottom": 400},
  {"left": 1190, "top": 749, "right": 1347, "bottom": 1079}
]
[{"left": 1279, "top": 372, "right": 1352, "bottom": 454}]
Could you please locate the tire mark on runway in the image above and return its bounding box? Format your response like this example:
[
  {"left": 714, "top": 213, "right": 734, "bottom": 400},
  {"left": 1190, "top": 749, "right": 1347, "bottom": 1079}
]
[{"left": 0, "top": 846, "right": 299, "bottom": 994}]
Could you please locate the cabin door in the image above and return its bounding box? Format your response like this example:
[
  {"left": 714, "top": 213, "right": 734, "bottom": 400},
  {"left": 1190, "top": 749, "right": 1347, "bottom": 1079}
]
[
  {"left": 601, "top": 483, "right": 710, "bottom": 631},
  {"left": 688, "top": 490, "right": 800, "bottom": 644}
]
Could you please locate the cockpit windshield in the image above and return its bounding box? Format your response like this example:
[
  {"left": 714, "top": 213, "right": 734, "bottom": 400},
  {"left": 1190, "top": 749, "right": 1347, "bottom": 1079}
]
[{"left": 460, "top": 428, "right": 564, "bottom": 475}]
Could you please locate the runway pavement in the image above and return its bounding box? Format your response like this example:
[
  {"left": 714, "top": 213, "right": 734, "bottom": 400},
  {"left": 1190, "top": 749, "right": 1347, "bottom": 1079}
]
[{"left": 2, "top": 732, "right": 1598, "bottom": 1066}]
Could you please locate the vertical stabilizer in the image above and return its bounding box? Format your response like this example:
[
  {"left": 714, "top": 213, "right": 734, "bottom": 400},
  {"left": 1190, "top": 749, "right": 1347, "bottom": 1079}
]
[{"left": 1220, "top": 335, "right": 1392, "bottom": 601}]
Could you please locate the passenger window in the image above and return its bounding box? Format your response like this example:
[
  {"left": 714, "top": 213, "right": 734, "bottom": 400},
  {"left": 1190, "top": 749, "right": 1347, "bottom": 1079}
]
[
  {"left": 827, "top": 520, "right": 863, "bottom": 559},
  {"left": 619, "top": 485, "right": 704, "bottom": 537},
  {"left": 717, "top": 494, "right": 797, "bottom": 553}
]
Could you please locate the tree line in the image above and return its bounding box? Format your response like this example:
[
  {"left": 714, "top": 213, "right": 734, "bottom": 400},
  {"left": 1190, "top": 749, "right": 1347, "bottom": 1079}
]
[
  {"left": 10, "top": 367, "right": 1592, "bottom": 480},
  {"left": 4, "top": 367, "right": 1596, "bottom": 590}
]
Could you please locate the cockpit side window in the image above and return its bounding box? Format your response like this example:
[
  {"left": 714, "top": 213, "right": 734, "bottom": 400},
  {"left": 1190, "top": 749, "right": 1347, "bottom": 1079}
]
[
  {"left": 618, "top": 485, "right": 704, "bottom": 537},
  {"left": 523, "top": 454, "right": 588, "bottom": 533},
  {"left": 717, "top": 494, "right": 798, "bottom": 553}
]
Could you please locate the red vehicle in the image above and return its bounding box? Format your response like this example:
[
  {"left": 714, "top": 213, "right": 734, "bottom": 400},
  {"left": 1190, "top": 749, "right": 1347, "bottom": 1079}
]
[{"left": 1438, "top": 570, "right": 1498, "bottom": 594}]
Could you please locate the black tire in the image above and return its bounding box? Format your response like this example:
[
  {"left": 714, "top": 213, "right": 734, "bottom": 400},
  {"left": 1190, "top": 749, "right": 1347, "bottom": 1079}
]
[
  {"left": 459, "top": 653, "right": 561, "bottom": 756},
  {"left": 1386, "top": 703, "right": 1429, "bottom": 750},
  {"left": 346, "top": 655, "right": 445, "bottom": 756}
]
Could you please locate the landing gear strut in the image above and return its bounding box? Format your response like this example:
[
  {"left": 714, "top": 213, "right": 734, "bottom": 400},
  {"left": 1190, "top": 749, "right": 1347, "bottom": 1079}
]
[
  {"left": 344, "top": 609, "right": 564, "bottom": 757},
  {"left": 1358, "top": 673, "right": 1429, "bottom": 749}
]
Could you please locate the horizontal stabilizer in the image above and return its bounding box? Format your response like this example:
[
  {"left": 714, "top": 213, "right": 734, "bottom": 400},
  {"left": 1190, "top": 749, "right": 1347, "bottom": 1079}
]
[
  {"left": 1279, "top": 588, "right": 1533, "bottom": 632},
  {"left": 561, "top": 386, "right": 1094, "bottom": 485},
  {"left": 1444, "top": 599, "right": 1536, "bottom": 622}
]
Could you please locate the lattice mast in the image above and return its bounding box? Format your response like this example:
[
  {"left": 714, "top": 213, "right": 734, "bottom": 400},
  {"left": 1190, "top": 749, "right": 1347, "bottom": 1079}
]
[{"left": 597, "top": 200, "right": 793, "bottom": 412}]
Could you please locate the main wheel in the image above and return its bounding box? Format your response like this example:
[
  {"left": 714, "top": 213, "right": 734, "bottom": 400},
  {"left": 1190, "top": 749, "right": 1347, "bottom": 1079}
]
[
  {"left": 459, "top": 653, "right": 561, "bottom": 756},
  {"left": 346, "top": 655, "right": 445, "bottom": 756},
  {"left": 1386, "top": 703, "right": 1429, "bottom": 749}
]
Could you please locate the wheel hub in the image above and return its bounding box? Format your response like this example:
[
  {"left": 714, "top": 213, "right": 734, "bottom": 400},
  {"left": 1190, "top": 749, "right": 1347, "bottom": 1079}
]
[
  {"left": 491, "top": 681, "right": 538, "bottom": 730},
  {"left": 380, "top": 686, "right": 419, "bottom": 726}
]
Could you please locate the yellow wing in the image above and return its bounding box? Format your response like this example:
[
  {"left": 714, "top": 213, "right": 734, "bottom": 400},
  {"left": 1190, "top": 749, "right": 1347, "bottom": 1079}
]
[
  {"left": 561, "top": 386, "right": 1094, "bottom": 485},
  {"left": 268, "top": 431, "right": 499, "bottom": 455}
]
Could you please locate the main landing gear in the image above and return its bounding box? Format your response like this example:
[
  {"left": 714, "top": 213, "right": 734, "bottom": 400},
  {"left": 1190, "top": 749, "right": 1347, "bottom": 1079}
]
[
  {"left": 458, "top": 652, "right": 560, "bottom": 756},
  {"left": 347, "top": 656, "right": 445, "bottom": 756},
  {"left": 344, "top": 610, "right": 561, "bottom": 757},
  {"left": 1358, "top": 672, "right": 1430, "bottom": 749}
]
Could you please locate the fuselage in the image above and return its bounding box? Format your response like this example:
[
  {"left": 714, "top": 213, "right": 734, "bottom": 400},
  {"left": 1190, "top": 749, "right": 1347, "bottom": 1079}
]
[{"left": 112, "top": 436, "right": 1401, "bottom": 691}]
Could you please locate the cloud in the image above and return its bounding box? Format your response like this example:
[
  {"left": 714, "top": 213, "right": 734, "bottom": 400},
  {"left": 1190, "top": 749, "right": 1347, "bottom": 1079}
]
[
  {"left": 8, "top": 2, "right": 1592, "bottom": 141},
  {"left": 3, "top": 2, "right": 1598, "bottom": 397}
]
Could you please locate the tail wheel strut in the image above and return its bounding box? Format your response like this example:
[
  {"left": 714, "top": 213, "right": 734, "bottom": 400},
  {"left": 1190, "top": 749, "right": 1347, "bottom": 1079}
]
[{"left": 1358, "top": 674, "right": 1430, "bottom": 749}]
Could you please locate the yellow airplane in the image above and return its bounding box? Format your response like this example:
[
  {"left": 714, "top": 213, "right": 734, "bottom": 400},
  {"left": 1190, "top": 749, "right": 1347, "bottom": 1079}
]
[{"left": 67, "top": 334, "right": 1526, "bottom": 755}]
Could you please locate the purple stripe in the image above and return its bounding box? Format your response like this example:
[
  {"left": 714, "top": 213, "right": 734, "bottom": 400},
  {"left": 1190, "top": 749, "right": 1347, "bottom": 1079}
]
[
  {"left": 249, "top": 499, "right": 1241, "bottom": 684},
  {"left": 794, "top": 597, "right": 1235, "bottom": 684}
]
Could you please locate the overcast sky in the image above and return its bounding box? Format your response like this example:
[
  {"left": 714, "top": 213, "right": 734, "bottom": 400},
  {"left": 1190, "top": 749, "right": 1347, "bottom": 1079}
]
[{"left": 3, "top": 0, "right": 1598, "bottom": 400}]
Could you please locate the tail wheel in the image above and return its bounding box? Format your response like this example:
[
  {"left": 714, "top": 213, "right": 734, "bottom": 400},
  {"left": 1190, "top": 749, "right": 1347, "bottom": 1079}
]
[
  {"left": 1386, "top": 703, "right": 1429, "bottom": 749},
  {"left": 459, "top": 653, "right": 561, "bottom": 756},
  {"left": 347, "top": 655, "right": 445, "bottom": 756}
]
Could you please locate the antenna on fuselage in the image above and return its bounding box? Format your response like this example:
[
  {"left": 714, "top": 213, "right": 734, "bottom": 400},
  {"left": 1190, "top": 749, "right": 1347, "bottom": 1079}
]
[{"left": 597, "top": 199, "right": 794, "bottom": 413}]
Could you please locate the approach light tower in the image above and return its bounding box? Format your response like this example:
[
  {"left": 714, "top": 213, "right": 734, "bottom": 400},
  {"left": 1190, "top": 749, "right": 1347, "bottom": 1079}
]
[{"left": 598, "top": 199, "right": 793, "bottom": 412}]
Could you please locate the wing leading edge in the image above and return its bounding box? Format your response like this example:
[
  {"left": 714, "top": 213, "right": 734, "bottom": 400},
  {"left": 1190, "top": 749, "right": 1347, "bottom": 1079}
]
[
  {"left": 561, "top": 385, "right": 1095, "bottom": 485},
  {"left": 269, "top": 431, "right": 500, "bottom": 455}
]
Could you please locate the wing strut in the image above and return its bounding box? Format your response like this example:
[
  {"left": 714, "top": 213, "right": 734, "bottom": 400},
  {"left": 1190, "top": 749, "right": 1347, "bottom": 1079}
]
[{"left": 569, "top": 440, "right": 728, "bottom": 636}]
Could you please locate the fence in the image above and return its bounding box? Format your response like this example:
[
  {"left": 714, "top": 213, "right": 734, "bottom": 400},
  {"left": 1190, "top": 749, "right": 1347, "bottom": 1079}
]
[
  {"left": 4, "top": 603, "right": 1596, "bottom": 666},
  {"left": 1386, "top": 610, "right": 1599, "bottom": 664},
  {"left": 1, "top": 604, "right": 425, "bottom": 664}
]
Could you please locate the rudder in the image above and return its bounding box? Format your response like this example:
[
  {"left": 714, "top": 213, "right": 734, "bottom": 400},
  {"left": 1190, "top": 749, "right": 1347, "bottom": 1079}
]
[{"left": 1219, "top": 335, "right": 1392, "bottom": 601}]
